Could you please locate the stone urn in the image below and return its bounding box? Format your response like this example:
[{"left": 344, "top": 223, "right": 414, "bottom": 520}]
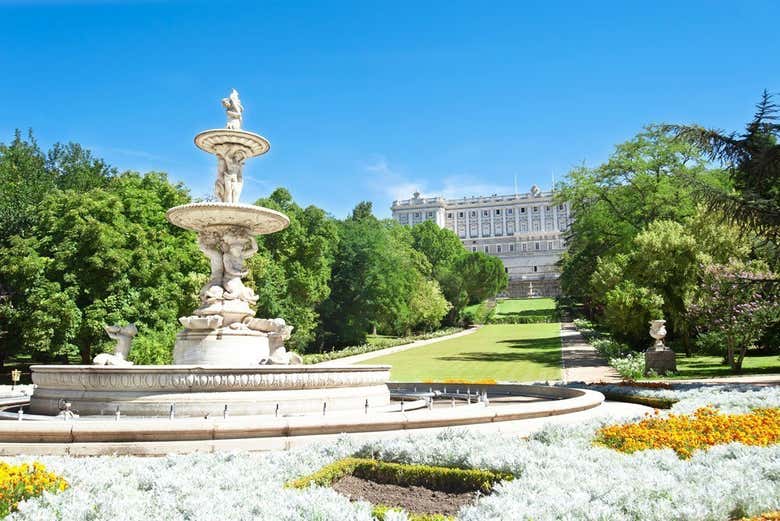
[
  {"left": 648, "top": 319, "right": 667, "bottom": 351},
  {"left": 645, "top": 319, "right": 676, "bottom": 375}
]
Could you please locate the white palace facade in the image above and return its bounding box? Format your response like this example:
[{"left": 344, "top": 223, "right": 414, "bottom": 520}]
[{"left": 391, "top": 185, "right": 570, "bottom": 297}]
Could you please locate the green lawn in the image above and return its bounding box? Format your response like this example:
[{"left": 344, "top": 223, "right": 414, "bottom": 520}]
[
  {"left": 494, "top": 298, "right": 556, "bottom": 316},
  {"left": 658, "top": 353, "right": 780, "bottom": 379},
  {"left": 361, "top": 323, "right": 562, "bottom": 382}
]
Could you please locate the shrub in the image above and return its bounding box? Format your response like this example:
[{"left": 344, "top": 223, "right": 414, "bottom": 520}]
[
  {"left": 287, "top": 457, "right": 512, "bottom": 494},
  {"left": 609, "top": 352, "right": 646, "bottom": 380},
  {"left": 591, "top": 338, "right": 627, "bottom": 360},
  {"left": 0, "top": 461, "right": 68, "bottom": 517}
]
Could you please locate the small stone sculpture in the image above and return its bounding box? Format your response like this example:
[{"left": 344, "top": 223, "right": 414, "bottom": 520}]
[
  {"left": 648, "top": 319, "right": 668, "bottom": 351},
  {"left": 222, "top": 88, "right": 243, "bottom": 130},
  {"left": 244, "top": 317, "right": 301, "bottom": 364},
  {"left": 94, "top": 324, "right": 137, "bottom": 366}
]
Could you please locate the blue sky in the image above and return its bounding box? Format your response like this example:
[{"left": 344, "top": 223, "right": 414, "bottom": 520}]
[{"left": 1, "top": 1, "right": 778, "bottom": 218}]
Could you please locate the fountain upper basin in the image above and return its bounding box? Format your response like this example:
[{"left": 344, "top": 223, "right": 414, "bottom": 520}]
[{"left": 166, "top": 202, "right": 289, "bottom": 235}]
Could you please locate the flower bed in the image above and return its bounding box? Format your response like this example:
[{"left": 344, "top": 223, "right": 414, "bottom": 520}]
[
  {"left": 288, "top": 458, "right": 511, "bottom": 520},
  {"left": 0, "top": 462, "right": 67, "bottom": 518},
  {"left": 5, "top": 385, "right": 780, "bottom": 520},
  {"left": 595, "top": 407, "right": 780, "bottom": 458}
]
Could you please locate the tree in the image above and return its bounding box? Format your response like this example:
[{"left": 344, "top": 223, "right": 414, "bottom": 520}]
[
  {"left": 410, "top": 220, "right": 465, "bottom": 275},
  {"left": 664, "top": 91, "right": 780, "bottom": 245},
  {"left": 408, "top": 278, "right": 451, "bottom": 331},
  {"left": 0, "top": 172, "right": 204, "bottom": 364},
  {"left": 690, "top": 262, "right": 780, "bottom": 372},
  {"left": 456, "top": 252, "right": 508, "bottom": 304},
  {"left": 0, "top": 130, "right": 55, "bottom": 244},
  {"left": 47, "top": 142, "right": 116, "bottom": 192},
  {"left": 318, "top": 206, "right": 426, "bottom": 346},
  {"left": 247, "top": 188, "right": 338, "bottom": 352},
  {"left": 557, "top": 126, "right": 717, "bottom": 303}
]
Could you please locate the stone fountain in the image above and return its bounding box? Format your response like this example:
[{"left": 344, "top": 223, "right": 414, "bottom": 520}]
[
  {"left": 28, "top": 91, "right": 391, "bottom": 417},
  {"left": 167, "top": 88, "right": 297, "bottom": 366}
]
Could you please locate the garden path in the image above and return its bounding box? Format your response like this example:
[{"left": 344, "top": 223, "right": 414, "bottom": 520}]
[{"left": 560, "top": 323, "right": 620, "bottom": 383}]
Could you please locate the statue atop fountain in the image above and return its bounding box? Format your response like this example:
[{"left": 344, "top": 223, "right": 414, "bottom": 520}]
[
  {"left": 222, "top": 88, "right": 244, "bottom": 130},
  {"left": 167, "top": 90, "right": 299, "bottom": 365}
]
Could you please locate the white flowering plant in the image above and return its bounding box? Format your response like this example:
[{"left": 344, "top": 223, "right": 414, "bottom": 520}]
[{"left": 5, "top": 385, "right": 779, "bottom": 521}]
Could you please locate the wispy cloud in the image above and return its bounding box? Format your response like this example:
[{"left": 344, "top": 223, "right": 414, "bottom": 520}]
[
  {"left": 363, "top": 155, "right": 515, "bottom": 205},
  {"left": 97, "top": 146, "right": 170, "bottom": 163}
]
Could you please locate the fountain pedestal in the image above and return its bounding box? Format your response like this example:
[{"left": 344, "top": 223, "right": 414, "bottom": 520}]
[{"left": 167, "top": 201, "right": 289, "bottom": 365}]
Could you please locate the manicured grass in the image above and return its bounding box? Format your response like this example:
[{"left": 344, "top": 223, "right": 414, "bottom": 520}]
[
  {"left": 494, "top": 298, "right": 556, "bottom": 316},
  {"left": 660, "top": 353, "right": 780, "bottom": 379},
  {"left": 361, "top": 323, "right": 562, "bottom": 382}
]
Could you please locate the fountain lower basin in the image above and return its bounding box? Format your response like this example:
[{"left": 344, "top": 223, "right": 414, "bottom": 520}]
[{"left": 29, "top": 365, "right": 391, "bottom": 417}]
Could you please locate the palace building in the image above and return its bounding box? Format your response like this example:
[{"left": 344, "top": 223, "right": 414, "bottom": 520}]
[{"left": 390, "top": 185, "right": 570, "bottom": 297}]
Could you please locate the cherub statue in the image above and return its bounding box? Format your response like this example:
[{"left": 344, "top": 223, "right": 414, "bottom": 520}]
[
  {"left": 94, "top": 324, "right": 137, "bottom": 366},
  {"left": 221, "top": 89, "right": 243, "bottom": 130}
]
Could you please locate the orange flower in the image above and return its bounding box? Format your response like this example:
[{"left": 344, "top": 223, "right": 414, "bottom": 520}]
[{"left": 594, "top": 407, "right": 780, "bottom": 458}]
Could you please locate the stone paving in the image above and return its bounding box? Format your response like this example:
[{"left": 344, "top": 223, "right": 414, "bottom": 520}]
[{"left": 560, "top": 323, "right": 620, "bottom": 383}]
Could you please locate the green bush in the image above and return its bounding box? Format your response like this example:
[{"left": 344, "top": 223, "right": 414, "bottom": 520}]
[
  {"left": 287, "top": 457, "right": 512, "bottom": 495},
  {"left": 609, "top": 353, "right": 646, "bottom": 380},
  {"left": 486, "top": 313, "right": 557, "bottom": 324},
  {"left": 591, "top": 338, "right": 628, "bottom": 360}
]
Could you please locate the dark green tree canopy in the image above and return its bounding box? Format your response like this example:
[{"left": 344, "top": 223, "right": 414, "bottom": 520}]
[{"left": 665, "top": 90, "right": 780, "bottom": 245}]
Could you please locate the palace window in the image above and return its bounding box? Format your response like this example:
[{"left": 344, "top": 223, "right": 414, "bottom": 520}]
[
  {"left": 533, "top": 265, "right": 538, "bottom": 273},
  {"left": 548, "top": 241, "right": 553, "bottom": 250},
  {"left": 414, "top": 212, "right": 421, "bottom": 218},
  {"left": 535, "top": 242, "right": 540, "bottom": 250},
  {"left": 427, "top": 211, "right": 434, "bottom": 218},
  {"left": 471, "top": 246, "right": 477, "bottom": 252},
  {"left": 470, "top": 211, "right": 477, "bottom": 217},
  {"left": 458, "top": 211, "right": 464, "bottom": 218},
  {"left": 447, "top": 212, "right": 453, "bottom": 218},
  {"left": 522, "top": 242, "right": 527, "bottom": 251},
  {"left": 483, "top": 210, "right": 489, "bottom": 217},
  {"left": 484, "top": 246, "right": 490, "bottom": 253},
  {"left": 495, "top": 209, "right": 501, "bottom": 215},
  {"left": 509, "top": 244, "right": 515, "bottom": 252},
  {"left": 507, "top": 208, "right": 513, "bottom": 214},
  {"left": 496, "top": 245, "right": 502, "bottom": 253},
  {"left": 533, "top": 206, "right": 538, "bottom": 212},
  {"left": 521, "top": 207, "right": 526, "bottom": 213}
]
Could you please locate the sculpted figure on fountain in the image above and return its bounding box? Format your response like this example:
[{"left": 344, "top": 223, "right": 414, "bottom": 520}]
[
  {"left": 93, "top": 324, "right": 137, "bottom": 366},
  {"left": 221, "top": 88, "right": 243, "bottom": 130},
  {"left": 215, "top": 147, "right": 247, "bottom": 203}
]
